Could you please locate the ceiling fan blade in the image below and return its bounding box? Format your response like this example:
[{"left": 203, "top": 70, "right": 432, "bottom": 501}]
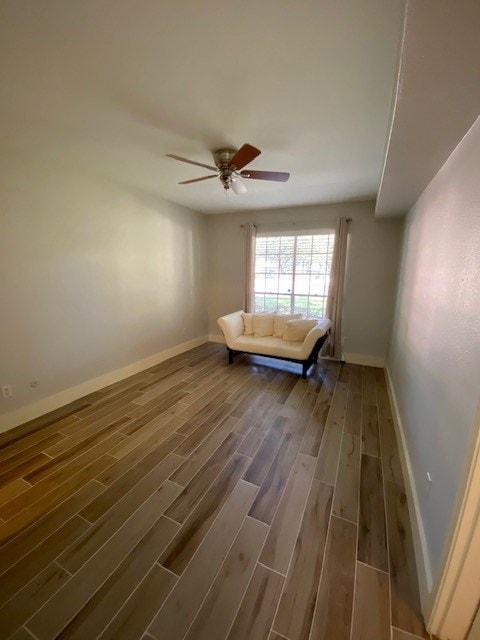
[
  {"left": 166, "top": 154, "right": 218, "bottom": 172},
  {"left": 178, "top": 175, "right": 218, "bottom": 184},
  {"left": 240, "top": 170, "right": 290, "bottom": 182},
  {"left": 228, "top": 144, "right": 261, "bottom": 170}
]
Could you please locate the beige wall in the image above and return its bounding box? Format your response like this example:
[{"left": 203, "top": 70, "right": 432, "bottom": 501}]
[
  {"left": 467, "top": 604, "right": 480, "bottom": 640},
  {"left": 387, "top": 117, "right": 480, "bottom": 584},
  {"left": 0, "top": 166, "right": 208, "bottom": 424},
  {"left": 207, "top": 200, "right": 403, "bottom": 363}
]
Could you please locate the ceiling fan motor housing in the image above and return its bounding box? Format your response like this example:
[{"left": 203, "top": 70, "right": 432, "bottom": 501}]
[
  {"left": 213, "top": 148, "right": 237, "bottom": 168},
  {"left": 214, "top": 148, "right": 237, "bottom": 188}
]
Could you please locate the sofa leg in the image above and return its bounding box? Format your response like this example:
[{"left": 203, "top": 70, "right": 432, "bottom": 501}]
[
  {"left": 228, "top": 348, "right": 234, "bottom": 365},
  {"left": 302, "top": 362, "right": 309, "bottom": 379}
]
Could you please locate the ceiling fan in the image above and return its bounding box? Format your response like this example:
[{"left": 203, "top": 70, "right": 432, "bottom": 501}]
[{"left": 166, "top": 144, "right": 290, "bottom": 194}]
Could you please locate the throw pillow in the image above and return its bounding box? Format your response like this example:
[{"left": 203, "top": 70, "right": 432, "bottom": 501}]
[
  {"left": 283, "top": 318, "right": 317, "bottom": 342},
  {"left": 253, "top": 313, "right": 274, "bottom": 337},
  {"left": 242, "top": 312, "right": 253, "bottom": 335},
  {"left": 273, "top": 313, "right": 302, "bottom": 337}
]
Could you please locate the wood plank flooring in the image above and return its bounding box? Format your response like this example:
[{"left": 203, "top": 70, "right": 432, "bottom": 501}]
[{"left": 0, "top": 342, "right": 431, "bottom": 639}]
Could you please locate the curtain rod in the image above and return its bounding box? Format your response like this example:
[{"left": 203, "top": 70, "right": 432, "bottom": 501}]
[{"left": 240, "top": 217, "right": 352, "bottom": 228}]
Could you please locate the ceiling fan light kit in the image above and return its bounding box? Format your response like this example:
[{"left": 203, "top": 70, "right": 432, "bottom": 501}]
[
  {"left": 230, "top": 176, "right": 247, "bottom": 195},
  {"left": 166, "top": 143, "right": 290, "bottom": 194}
]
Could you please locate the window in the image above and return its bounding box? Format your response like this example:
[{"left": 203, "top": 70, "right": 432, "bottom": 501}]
[{"left": 253, "top": 232, "right": 335, "bottom": 319}]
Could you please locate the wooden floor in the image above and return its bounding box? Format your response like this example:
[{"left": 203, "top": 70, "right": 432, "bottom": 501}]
[{"left": 0, "top": 342, "right": 434, "bottom": 640}]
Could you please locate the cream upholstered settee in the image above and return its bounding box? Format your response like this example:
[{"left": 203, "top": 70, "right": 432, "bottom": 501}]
[{"left": 217, "top": 310, "right": 332, "bottom": 378}]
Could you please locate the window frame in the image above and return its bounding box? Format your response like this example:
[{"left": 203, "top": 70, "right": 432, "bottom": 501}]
[{"left": 252, "top": 229, "right": 335, "bottom": 319}]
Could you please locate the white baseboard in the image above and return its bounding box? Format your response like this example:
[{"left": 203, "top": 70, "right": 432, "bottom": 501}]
[
  {"left": 209, "top": 333, "right": 225, "bottom": 344},
  {"left": 385, "top": 366, "right": 433, "bottom": 610},
  {"left": 0, "top": 335, "right": 208, "bottom": 434},
  {"left": 344, "top": 352, "right": 385, "bottom": 367}
]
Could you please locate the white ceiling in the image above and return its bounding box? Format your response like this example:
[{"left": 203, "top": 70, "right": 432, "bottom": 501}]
[
  {"left": 376, "top": 0, "right": 480, "bottom": 217},
  {"left": 0, "top": 0, "right": 404, "bottom": 214}
]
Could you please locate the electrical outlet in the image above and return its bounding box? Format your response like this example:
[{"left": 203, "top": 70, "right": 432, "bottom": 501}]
[
  {"left": 1, "top": 385, "right": 13, "bottom": 399},
  {"left": 30, "top": 379, "right": 40, "bottom": 388}
]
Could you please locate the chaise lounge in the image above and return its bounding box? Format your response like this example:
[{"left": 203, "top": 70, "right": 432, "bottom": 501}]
[{"left": 217, "top": 310, "right": 332, "bottom": 378}]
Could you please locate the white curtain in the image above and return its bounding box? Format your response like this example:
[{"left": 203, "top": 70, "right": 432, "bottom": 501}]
[
  {"left": 244, "top": 223, "right": 256, "bottom": 312},
  {"left": 324, "top": 217, "right": 350, "bottom": 358}
]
